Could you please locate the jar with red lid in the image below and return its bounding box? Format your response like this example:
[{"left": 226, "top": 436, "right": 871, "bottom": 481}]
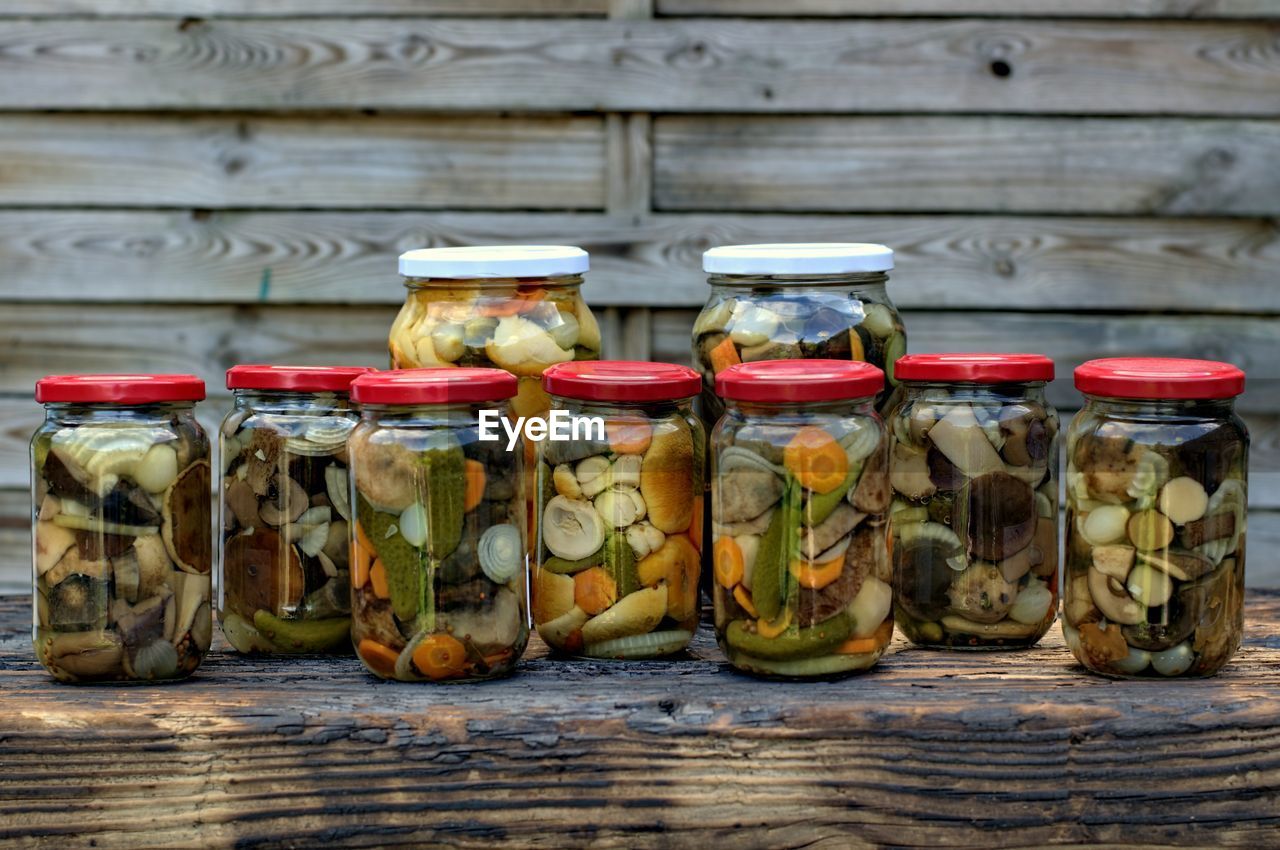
[
  {"left": 711, "top": 360, "right": 893, "bottom": 679},
  {"left": 31, "top": 374, "right": 212, "bottom": 682},
  {"left": 886, "top": 354, "right": 1060, "bottom": 649},
  {"left": 1063, "top": 358, "right": 1247, "bottom": 678},
  {"left": 218, "top": 365, "right": 374, "bottom": 655},
  {"left": 346, "top": 368, "right": 528, "bottom": 681},
  {"left": 532, "top": 361, "right": 704, "bottom": 659}
]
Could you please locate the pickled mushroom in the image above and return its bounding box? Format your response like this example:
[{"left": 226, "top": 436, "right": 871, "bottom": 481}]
[
  {"left": 542, "top": 496, "right": 606, "bottom": 561},
  {"left": 485, "top": 315, "right": 573, "bottom": 376},
  {"left": 889, "top": 443, "right": 934, "bottom": 500},
  {"left": 716, "top": 448, "right": 785, "bottom": 523},
  {"left": 1086, "top": 564, "right": 1145, "bottom": 625},
  {"left": 162, "top": 460, "right": 212, "bottom": 574},
  {"left": 946, "top": 562, "right": 1016, "bottom": 624},
  {"left": 963, "top": 472, "right": 1036, "bottom": 561}
]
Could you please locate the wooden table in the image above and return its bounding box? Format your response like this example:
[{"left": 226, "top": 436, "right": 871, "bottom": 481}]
[{"left": 1, "top": 593, "right": 1278, "bottom": 849}]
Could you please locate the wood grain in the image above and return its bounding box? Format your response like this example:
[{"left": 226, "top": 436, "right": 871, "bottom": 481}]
[
  {"left": 2, "top": 19, "right": 1279, "bottom": 114},
  {"left": 658, "top": 0, "right": 1280, "bottom": 17},
  {"left": 0, "top": 593, "right": 1275, "bottom": 847},
  {"left": 3, "top": 210, "right": 1279, "bottom": 311},
  {"left": 0, "top": 114, "right": 606, "bottom": 209},
  {"left": 0, "top": 0, "right": 609, "bottom": 14},
  {"left": 654, "top": 116, "right": 1280, "bottom": 215}
]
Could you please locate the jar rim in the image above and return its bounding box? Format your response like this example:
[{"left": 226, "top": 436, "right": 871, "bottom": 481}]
[
  {"left": 1074, "top": 357, "right": 1244, "bottom": 400},
  {"left": 544, "top": 360, "right": 701, "bottom": 403},
  {"left": 716, "top": 360, "right": 883, "bottom": 403},
  {"left": 226, "top": 365, "right": 373, "bottom": 393},
  {"left": 895, "top": 353, "right": 1054, "bottom": 384},
  {"left": 351, "top": 368, "right": 516, "bottom": 405}
]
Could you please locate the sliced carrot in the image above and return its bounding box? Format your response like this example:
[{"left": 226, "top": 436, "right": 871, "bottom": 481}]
[
  {"left": 713, "top": 537, "right": 745, "bottom": 589},
  {"left": 757, "top": 607, "right": 793, "bottom": 639},
  {"left": 477, "top": 288, "right": 546, "bottom": 317},
  {"left": 357, "top": 639, "right": 400, "bottom": 677},
  {"left": 836, "top": 618, "right": 894, "bottom": 654},
  {"left": 413, "top": 633, "right": 468, "bottom": 680},
  {"left": 708, "top": 336, "right": 741, "bottom": 375},
  {"left": 788, "top": 554, "right": 844, "bottom": 590},
  {"left": 606, "top": 414, "right": 653, "bottom": 454},
  {"left": 783, "top": 426, "right": 849, "bottom": 494},
  {"left": 563, "top": 628, "right": 585, "bottom": 655},
  {"left": 849, "top": 329, "right": 865, "bottom": 362},
  {"left": 574, "top": 566, "right": 618, "bottom": 616},
  {"left": 351, "top": 522, "right": 376, "bottom": 588},
  {"left": 463, "top": 459, "right": 486, "bottom": 512},
  {"left": 369, "top": 558, "right": 390, "bottom": 599},
  {"left": 688, "top": 496, "right": 704, "bottom": 552},
  {"left": 733, "top": 585, "right": 759, "bottom": 618}
]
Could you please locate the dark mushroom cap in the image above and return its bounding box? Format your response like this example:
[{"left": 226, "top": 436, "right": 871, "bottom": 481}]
[
  {"left": 964, "top": 471, "right": 1036, "bottom": 561},
  {"left": 223, "top": 526, "right": 304, "bottom": 620},
  {"left": 162, "top": 460, "right": 212, "bottom": 574},
  {"left": 894, "top": 540, "right": 954, "bottom": 622},
  {"left": 47, "top": 574, "right": 109, "bottom": 630},
  {"left": 1122, "top": 579, "right": 1201, "bottom": 650},
  {"left": 927, "top": 447, "right": 966, "bottom": 492},
  {"left": 42, "top": 451, "right": 97, "bottom": 504}
]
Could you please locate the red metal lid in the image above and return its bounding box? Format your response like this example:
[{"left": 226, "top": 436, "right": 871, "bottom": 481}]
[
  {"left": 715, "top": 360, "right": 883, "bottom": 403},
  {"left": 226, "top": 365, "right": 375, "bottom": 393},
  {"left": 894, "top": 353, "right": 1054, "bottom": 384},
  {"left": 543, "top": 361, "right": 702, "bottom": 403},
  {"left": 35, "top": 374, "right": 206, "bottom": 405},
  {"left": 1074, "top": 357, "right": 1245, "bottom": 400},
  {"left": 350, "top": 368, "right": 517, "bottom": 405}
]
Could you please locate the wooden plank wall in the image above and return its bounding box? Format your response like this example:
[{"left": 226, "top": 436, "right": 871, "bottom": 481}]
[{"left": 0, "top": 0, "right": 1277, "bottom": 592}]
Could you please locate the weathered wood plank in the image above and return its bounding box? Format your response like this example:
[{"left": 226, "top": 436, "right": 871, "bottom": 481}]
[
  {"left": 2, "top": 210, "right": 1278, "bottom": 311},
  {"left": 654, "top": 116, "right": 1280, "bottom": 216},
  {"left": 0, "top": 0, "right": 608, "bottom": 14},
  {"left": 0, "top": 593, "right": 1275, "bottom": 847},
  {"left": 658, "top": 0, "right": 1280, "bottom": 17},
  {"left": 0, "top": 114, "right": 606, "bottom": 209},
  {"left": 2, "top": 19, "right": 1279, "bottom": 114}
]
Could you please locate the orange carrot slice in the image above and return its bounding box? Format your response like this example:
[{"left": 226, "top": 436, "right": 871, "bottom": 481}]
[
  {"left": 714, "top": 537, "right": 745, "bottom": 589},
  {"left": 733, "top": 585, "right": 759, "bottom": 618},
  {"left": 606, "top": 414, "right": 653, "bottom": 454},
  {"left": 708, "top": 336, "right": 741, "bottom": 375},
  {"left": 369, "top": 558, "right": 390, "bottom": 599},
  {"left": 464, "top": 459, "right": 486, "bottom": 512},
  {"left": 788, "top": 554, "right": 844, "bottom": 590},
  {"left": 573, "top": 566, "right": 618, "bottom": 616},
  {"left": 783, "top": 426, "right": 848, "bottom": 494},
  {"left": 836, "top": 618, "right": 894, "bottom": 654},
  {"left": 358, "top": 639, "right": 400, "bottom": 677},
  {"left": 413, "top": 633, "right": 468, "bottom": 680}
]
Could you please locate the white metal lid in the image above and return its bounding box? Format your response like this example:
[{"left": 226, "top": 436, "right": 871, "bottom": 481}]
[
  {"left": 398, "top": 245, "right": 589, "bottom": 279},
  {"left": 702, "top": 243, "right": 894, "bottom": 275}
]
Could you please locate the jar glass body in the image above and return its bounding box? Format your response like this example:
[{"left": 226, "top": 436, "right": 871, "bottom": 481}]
[
  {"left": 533, "top": 396, "right": 704, "bottom": 659},
  {"left": 347, "top": 401, "right": 527, "bottom": 681},
  {"left": 31, "top": 402, "right": 212, "bottom": 682},
  {"left": 710, "top": 397, "right": 892, "bottom": 679},
  {"left": 1062, "top": 395, "right": 1247, "bottom": 678},
  {"left": 219, "top": 390, "right": 358, "bottom": 654},
  {"left": 390, "top": 275, "right": 601, "bottom": 422},
  {"left": 887, "top": 382, "right": 1060, "bottom": 649},
  {"left": 693, "top": 273, "right": 906, "bottom": 424}
]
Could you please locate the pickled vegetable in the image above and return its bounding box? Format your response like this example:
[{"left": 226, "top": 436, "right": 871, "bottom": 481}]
[{"left": 33, "top": 390, "right": 212, "bottom": 683}]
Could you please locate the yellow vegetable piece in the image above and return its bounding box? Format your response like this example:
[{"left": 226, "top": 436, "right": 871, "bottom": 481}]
[{"left": 783, "top": 426, "right": 849, "bottom": 494}]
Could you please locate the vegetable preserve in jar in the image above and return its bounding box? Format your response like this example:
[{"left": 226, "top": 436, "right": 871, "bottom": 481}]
[
  {"left": 887, "top": 354, "right": 1060, "bottom": 649},
  {"left": 533, "top": 361, "right": 704, "bottom": 659},
  {"left": 347, "top": 369, "right": 528, "bottom": 682},
  {"left": 694, "top": 243, "right": 906, "bottom": 425},
  {"left": 711, "top": 360, "right": 893, "bottom": 679},
  {"left": 390, "top": 246, "right": 601, "bottom": 425},
  {"left": 219, "top": 365, "right": 373, "bottom": 655},
  {"left": 32, "top": 374, "right": 212, "bottom": 683},
  {"left": 1063, "top": 358, "right": 1247, "bottom": 678}
]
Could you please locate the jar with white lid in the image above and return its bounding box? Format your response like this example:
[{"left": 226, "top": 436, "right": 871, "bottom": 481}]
[
  {"left": 693, "top": 243, "right": 906, "bottom": 424},
  {"left": 1063, "top": 358, "right": 1247, "bottom": 678},
  {"left": 390, "top": 246, "right": 602, "bottom": 425},
  {"left": 218, "top": 364, "right": 373, "bottom": 655},
  {"left": 32, "top": 374, "right": 212, "bottom": 683}
]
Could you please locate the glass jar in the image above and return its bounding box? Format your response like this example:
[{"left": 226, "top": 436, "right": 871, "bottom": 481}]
[
  {"left": 886, "top": 354, "right": 1060, "bottom": 649},
  {"left": 532, "top": 361, "right": 705, "bottom": 659},
  {"left": 218, "top": 365, "right": 372, "bottom": 655},
  {"left": 693, "top": 243, "right": 906, "bottom": 425},
  {"left": 390, "top": 246, "right": 601, "bottom": 425},
  {"left": 31, "top": 374, "right": 212, "bottom": 683},
  {"left": 1063, "top": 358, "right": 1247, "bottom": 678},
  {"left": 347, "top": 368, "right": 528, "bottom": 681},
  {"left": 711, "top": 360, "right": 893, "bottom": 679}
]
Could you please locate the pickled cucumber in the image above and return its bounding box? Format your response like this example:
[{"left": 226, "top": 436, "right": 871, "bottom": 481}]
[
  {"left": 357, "top": 495, "right": 429, "bottom": 622},
  {"left": 252, "top": 609, "right": 351, "bottom": 654},
  {"left": 752, "top": 477, "right": 800, "bottom": 620},
  {"left": 603, "top": 532, "right": 638, "bottom": 595},
  {"left": 724, "top": 615, "right": 851, "bottom": 661},
  {"left": 729, "top": 649, "right": 878, "bottom": 678},
  {"left": 421, "top": 442, "right": 465, "bottom": 559},
  {"left": 543, "top": 546, "right": 604, "bottom": 575},
  {"left": 802, "top": 467, "right": 858, "bottom": 527}
]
